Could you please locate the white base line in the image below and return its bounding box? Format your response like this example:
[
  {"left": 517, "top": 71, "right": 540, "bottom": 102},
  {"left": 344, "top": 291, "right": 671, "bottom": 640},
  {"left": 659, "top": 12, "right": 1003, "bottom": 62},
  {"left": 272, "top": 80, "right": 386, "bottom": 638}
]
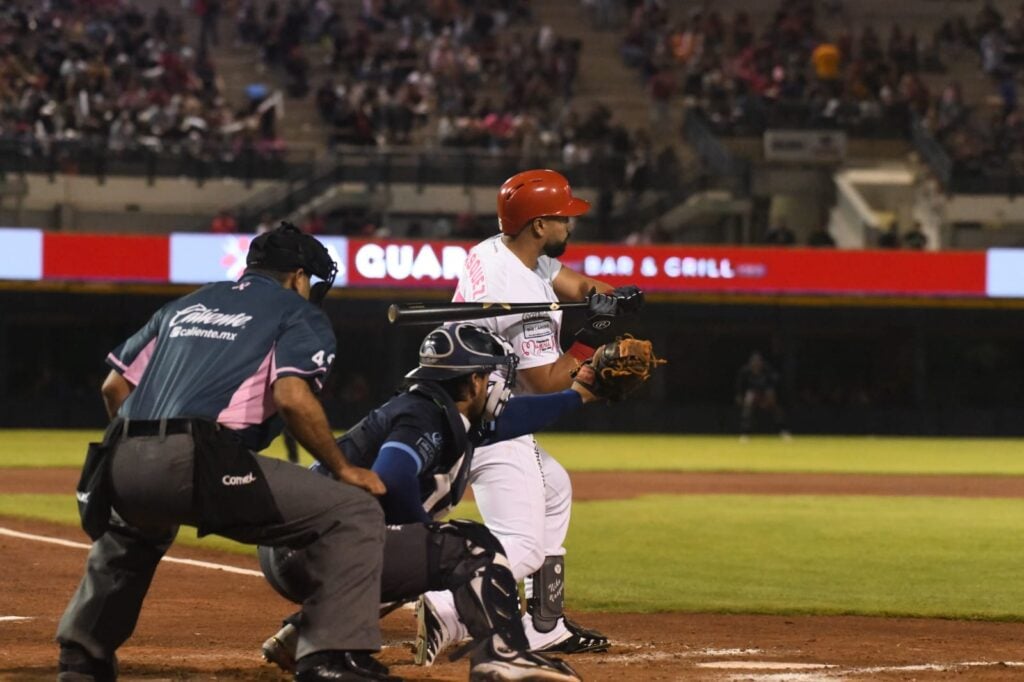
[
  {"left": 0, "top": 526, "right": 263, "bottom": 577},
  {"left": 0, "top": 616, "right": 33, "bottom": 622}
]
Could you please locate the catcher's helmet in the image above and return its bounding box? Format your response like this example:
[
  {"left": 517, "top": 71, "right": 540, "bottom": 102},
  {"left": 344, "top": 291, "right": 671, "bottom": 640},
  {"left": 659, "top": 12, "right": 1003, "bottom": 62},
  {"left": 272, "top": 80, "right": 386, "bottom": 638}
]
[
  {"left": 406, "top": 322, "right": 518, "bottom": 421},
  {"left": 246, "top": 222, "right": 337, "bottom": 304},
  {"left": 497, "top": 169, "right": 591, "bottom": 236}
]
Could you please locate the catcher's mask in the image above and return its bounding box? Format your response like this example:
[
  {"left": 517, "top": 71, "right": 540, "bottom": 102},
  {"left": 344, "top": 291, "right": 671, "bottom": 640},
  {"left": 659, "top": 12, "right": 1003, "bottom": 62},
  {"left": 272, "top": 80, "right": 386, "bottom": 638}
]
[
  {"left": 497, "top": 169, "right": 590, "bottom": 236},
  {"left": 246, "top": 222, "right": 337, "bottom": 305},
  {"left": 405, "top": 322, "right": 518, "bottom": 422}
]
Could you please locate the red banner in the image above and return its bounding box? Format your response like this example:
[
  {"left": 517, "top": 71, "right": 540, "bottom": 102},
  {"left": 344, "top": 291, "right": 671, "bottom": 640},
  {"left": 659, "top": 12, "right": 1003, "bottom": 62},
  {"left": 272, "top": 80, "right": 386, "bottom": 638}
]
[
  {"left": 2, "top": 231, "right": 1000, "bottom": 299},
  {"left": 43, "top": 233, "right": 169, "bottom": 282},
  {"left": 560, "top": 245, "right": 988, "bottom": 297},
  {"left": 344, "top": 238, "right": 988, "bottom": 298}
]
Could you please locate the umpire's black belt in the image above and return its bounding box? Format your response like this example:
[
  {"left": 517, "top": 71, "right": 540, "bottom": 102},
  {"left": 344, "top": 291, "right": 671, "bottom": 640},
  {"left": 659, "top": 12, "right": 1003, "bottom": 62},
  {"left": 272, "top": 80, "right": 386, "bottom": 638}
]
[{"left": 122, "top": 418, "right": 203, "bottom": 438}]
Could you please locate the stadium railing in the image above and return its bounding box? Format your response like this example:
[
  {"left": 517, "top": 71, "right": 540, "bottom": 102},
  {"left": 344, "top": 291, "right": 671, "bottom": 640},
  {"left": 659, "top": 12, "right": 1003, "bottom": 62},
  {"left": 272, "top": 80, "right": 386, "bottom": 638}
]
[{"left": 0, "top": 137, "right": 317, "bottom": 187}]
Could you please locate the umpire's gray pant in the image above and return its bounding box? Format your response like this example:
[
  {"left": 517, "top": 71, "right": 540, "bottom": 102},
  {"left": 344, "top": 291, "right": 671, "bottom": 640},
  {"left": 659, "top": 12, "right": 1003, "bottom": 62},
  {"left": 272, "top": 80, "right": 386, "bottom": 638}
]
[{"left": 56, "top": 433, "right": 384, "bottom": 662}]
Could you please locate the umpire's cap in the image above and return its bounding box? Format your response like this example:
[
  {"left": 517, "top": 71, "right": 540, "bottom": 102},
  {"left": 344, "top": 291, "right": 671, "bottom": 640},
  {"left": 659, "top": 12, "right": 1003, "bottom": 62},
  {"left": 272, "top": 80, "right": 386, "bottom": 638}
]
[
  {"left": 246, "top": 222, "right": 337, "bottom": 303},
  {"left": 406, "top": 322, "right": 517, "bottom": 382}
]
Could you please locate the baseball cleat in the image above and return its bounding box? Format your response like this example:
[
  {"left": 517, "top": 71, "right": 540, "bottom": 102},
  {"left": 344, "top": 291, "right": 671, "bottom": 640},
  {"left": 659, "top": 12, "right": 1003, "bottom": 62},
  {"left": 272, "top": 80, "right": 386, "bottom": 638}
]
[
  {"left": 470, "top": 648, "right": 581, "bottom": 681},
  {"left": 262, "top": 622, "right": 298, "bottom": 673},
  {"left": 414, "top": 594, "right": 451, "bottom": 666},
  {"left": 532, "top": 618, "right": 609, "bottom": 655},
  {"left": 295, "top": 650, "right": 400, "bottom": 681}
]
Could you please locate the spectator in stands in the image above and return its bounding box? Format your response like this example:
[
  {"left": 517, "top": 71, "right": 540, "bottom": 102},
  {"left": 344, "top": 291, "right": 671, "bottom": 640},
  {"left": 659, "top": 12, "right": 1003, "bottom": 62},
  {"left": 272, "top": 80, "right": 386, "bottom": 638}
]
[
  {"left": 764, "top": 221, "right": 796, "bottom": 245},
  {"left": 195, "top": 0, "right": 222, "bottom": 55},
  {"left": 284, "top": 45, "right": 310, "bottom": 98},
  {"left": 302, "top": 211, "right": 325, "bottom": 235},
  {"left": 255, "top": 213, "right": 274, "bottom": 234},
  {"left": 877, "top": 221, "right": 900, "bottom": 248},
  {"left": 210, "top": 209, "right": 238, "bottom": 233},
  {"left": 903, "top": 221, "right": 928, "bottom": 250},
  {"left": 811, "top": 39, "right": 841, "bottom": 94},
  {"left": 807, "top": 225, "right": 836, "bottom": 247},
  {"left": 648, "top": 64, "right": 676, "bottom": 136}
]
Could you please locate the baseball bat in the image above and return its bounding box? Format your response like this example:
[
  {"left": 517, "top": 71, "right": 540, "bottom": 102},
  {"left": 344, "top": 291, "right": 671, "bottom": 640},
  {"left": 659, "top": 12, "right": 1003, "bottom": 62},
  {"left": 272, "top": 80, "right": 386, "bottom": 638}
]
[{"left": 388, "top": 300, "right": 589, "bottom": 325}]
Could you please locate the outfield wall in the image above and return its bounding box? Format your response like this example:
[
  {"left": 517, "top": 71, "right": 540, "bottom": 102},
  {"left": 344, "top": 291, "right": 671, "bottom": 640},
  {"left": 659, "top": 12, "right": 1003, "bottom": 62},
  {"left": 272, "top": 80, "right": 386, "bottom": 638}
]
[{"left": 4, "top": 288, "right": 1024, "bottom": 436}]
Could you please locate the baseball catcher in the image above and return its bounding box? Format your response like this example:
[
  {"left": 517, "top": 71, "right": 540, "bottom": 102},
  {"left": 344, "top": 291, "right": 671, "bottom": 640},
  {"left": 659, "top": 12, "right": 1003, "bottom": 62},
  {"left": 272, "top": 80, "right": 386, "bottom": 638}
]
[
  {"left": 571, "top": 335, "right": 667, "bottom": 402},
  {"left": 259, "top": 322, "right": 636, "bottom": 681}
]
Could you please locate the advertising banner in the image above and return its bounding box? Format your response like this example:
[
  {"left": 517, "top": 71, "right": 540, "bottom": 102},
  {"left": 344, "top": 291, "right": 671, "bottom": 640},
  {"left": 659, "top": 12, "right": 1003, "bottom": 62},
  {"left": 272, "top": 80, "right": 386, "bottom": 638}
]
[
  {"left": 0, "top": 228, "right": 42, "bottom": 280},
  {"left": 764, "top": 129, "right": 848, "bottom": 163},
  {"left": 1, "top": 229, "right": 1021, "bottom": 300}
]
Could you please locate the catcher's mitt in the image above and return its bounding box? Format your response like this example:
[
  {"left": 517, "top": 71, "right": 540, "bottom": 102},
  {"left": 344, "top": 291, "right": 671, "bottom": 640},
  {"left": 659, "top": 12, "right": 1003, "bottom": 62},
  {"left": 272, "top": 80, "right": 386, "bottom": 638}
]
[{"left": 572, "top": 335, "right": 666, "bottom": 402}]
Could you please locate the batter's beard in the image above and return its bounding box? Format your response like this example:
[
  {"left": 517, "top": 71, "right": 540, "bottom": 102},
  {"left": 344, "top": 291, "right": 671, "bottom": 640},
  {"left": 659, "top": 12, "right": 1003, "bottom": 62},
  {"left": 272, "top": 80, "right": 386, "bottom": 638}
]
[{"left": 543, "top": 239, "right": 568, "bottom": 258}]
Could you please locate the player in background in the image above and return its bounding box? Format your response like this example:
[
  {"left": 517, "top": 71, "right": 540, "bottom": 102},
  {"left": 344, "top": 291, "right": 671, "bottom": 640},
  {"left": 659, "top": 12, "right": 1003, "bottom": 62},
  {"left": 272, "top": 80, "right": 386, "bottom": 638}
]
[
  {"left": 416, "top": 169, "right": 645, "bottom": 663},
  {"left": 736, "top": 350, "right": 791, "bottom": 441}
]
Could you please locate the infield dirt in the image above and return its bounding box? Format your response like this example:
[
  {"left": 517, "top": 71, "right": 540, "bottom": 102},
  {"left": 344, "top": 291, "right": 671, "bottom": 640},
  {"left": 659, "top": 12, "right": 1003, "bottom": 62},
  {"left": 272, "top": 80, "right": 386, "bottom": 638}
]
[{"left": 3, "top": 471, "right": 1024, "bottom": 680}]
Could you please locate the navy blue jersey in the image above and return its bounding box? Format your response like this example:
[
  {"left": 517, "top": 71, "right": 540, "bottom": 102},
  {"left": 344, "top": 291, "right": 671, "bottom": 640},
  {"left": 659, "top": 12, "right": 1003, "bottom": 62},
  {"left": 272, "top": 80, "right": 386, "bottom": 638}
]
[
  {"left": 340, "top": 387, "right": 471, "bottom": 519},
  {"left": 334, "top": 383, "right": 583, "bottom": 521},
  {"left": 108, "top": 272, "right": 336, "bottom": 450}
]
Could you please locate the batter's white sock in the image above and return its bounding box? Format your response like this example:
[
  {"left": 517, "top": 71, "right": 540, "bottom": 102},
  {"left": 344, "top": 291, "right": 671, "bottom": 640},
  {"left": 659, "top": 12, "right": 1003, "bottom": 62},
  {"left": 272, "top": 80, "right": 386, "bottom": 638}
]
[
  {"left": 423, "top": 589, "right": 469, "bottom": 646},
  {"left": 522, "top": 613, "right": 570, "bottom": 650}
]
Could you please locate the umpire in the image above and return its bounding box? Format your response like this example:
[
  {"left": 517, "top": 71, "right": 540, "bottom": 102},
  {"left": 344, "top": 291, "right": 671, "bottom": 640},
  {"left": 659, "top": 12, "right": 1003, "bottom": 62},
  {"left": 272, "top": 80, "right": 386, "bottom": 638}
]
[{"left": 56, "top": 224, "right": 391, "bottom": 682}]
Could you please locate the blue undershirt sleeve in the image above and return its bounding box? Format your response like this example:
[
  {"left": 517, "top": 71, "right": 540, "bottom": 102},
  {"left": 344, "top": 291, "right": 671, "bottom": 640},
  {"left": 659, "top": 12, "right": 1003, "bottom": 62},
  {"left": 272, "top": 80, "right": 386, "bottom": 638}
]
[
  {"left": 484, "top": 390, "right": 584, "bottom": 445},
  {"left": 372, "top": 443, "right": 432, "bottom": 524}
]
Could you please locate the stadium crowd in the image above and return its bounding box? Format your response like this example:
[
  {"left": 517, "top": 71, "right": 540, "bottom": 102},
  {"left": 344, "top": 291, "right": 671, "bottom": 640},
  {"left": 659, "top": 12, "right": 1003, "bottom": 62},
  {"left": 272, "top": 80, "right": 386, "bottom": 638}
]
[
  {"left": 0, "top": 0, "right": 288, "bottom": 168},
  {"left": 231, "top": 0, "right": 584, "bottom": 152},
  {"left": 918, "top": 3, "right": 1024, "bottom": 188},
  {"left": 617, "top": 0, "right": 941, "bottom": 138}
]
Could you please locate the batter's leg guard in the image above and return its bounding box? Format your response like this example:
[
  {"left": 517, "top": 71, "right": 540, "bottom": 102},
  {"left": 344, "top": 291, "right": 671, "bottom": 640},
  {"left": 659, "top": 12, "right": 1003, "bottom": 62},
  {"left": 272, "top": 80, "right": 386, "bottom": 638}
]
[
  {"left": 527, "top": 556, "right": 565, "bottom": 634},
  {"left": 528, "top": 556, "right": 611, "bottom": 655}
]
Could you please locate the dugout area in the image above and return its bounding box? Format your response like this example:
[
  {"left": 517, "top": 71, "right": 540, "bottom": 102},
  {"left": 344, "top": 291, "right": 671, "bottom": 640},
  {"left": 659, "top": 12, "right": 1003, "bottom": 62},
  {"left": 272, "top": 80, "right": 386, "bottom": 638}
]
[{"left": 4, "top": 285, "right": 1024, "bottom": 436}]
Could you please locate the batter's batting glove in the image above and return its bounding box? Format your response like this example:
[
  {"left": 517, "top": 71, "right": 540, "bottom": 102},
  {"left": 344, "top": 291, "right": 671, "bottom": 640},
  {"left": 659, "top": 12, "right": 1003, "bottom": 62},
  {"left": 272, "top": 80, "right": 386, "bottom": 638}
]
[
  {"left": 573, "top": 289, "right": 617, "bottom": 349},
  {"left": 573, "top": 286, "right": 645, "bottom": 350},
  {"left": 611, "top": 285, "right": 645, "bottom": 315}
]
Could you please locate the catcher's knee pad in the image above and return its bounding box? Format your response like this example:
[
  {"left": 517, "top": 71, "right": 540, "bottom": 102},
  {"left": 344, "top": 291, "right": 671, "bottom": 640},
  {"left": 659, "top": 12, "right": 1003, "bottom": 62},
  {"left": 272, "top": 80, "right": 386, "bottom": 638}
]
[
  {"left": 430, "top": 519, "right": 529, "bottom": 652},
  {"left": 258, "top": 544, "right": 311, "bottom": 605},
  {"left": 527, "top": 555, "right": 565, "bottom": 633}
]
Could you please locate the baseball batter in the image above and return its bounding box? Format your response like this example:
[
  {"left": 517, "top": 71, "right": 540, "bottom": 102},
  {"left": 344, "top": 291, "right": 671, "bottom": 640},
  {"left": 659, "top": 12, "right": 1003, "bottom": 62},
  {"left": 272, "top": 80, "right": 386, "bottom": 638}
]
[{"left": 417, "top": 169, "right": 644, "bottom": 661}]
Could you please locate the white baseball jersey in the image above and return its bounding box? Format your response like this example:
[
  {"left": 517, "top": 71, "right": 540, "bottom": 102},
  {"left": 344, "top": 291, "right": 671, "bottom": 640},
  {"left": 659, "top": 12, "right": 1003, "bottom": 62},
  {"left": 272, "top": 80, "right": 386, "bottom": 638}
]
[
  {"left": 454, "top": 235, "right": 563, "bottom": 380},
  {"left": 429, "top": 233, "right": 576, "bottom": 651}
]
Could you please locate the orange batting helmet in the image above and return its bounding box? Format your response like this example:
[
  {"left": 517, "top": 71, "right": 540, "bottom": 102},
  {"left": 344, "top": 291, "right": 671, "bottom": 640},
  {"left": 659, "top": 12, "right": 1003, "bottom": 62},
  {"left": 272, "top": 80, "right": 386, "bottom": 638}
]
[{"left": 497, "top": 169, "right": 591, "bottom": 236}]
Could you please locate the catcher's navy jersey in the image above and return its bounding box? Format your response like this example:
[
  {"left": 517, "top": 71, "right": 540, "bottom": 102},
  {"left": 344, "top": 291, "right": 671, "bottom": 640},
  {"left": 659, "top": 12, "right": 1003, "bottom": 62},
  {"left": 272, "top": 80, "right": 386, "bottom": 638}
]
[
  {"left": 108, "top": 272, "right": 336, "bottom": 450},
  {"left": 340, "top": 388, "right": 473, "bottom": 519}
]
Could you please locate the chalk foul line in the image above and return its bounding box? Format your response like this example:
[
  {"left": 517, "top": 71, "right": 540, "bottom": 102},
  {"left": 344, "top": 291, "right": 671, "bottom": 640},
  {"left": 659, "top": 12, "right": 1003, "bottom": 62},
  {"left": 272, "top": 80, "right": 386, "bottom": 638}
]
[{"left": 0, "top": 526, "right": 263, "bottom": 577}]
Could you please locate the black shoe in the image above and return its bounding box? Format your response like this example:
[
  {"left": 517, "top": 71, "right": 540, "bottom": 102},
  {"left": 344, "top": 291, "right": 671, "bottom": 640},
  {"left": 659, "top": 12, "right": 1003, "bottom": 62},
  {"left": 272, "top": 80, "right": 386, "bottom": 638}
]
[
  {"left": 294, "top": 651, "right": 401, "bottom": 681},
  {"left": 533, "top": 617, "right": 610, "bottom": 655},
  {"left": 57, "top": 643, "right": 118, "bottom": 682}
]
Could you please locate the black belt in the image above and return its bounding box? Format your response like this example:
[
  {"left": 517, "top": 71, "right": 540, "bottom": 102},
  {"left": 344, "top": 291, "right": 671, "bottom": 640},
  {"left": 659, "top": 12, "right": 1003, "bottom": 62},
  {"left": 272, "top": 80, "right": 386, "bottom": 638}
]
[{"left": 122, "top": 418, "right": 200, "bottom": 438}]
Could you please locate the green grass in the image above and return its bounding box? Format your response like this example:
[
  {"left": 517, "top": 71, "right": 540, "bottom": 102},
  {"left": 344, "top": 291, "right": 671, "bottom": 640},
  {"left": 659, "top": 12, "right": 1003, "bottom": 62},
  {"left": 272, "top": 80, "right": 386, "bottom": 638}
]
[
  {"left": 0, "top": 430, "right": 312, "bottom": 467},
  {"left": 536, "top": 434, "right": 1024, "bottom": 475},
  {"left": 6, "top": 492, "right": 1024, "bottom": 620},
  {"left": 5, "top": 430, "right": 1024, "bottom": 475},
  {"left": 562, "top": 494, "right": 1024, "bottom": 619}
]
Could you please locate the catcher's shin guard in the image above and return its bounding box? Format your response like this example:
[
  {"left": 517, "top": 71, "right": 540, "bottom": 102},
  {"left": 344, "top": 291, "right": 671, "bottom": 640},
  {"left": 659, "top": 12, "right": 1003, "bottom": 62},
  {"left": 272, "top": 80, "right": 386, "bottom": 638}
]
[{"left": 433, "top": 520, "right": 531, "bottom": 659}]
